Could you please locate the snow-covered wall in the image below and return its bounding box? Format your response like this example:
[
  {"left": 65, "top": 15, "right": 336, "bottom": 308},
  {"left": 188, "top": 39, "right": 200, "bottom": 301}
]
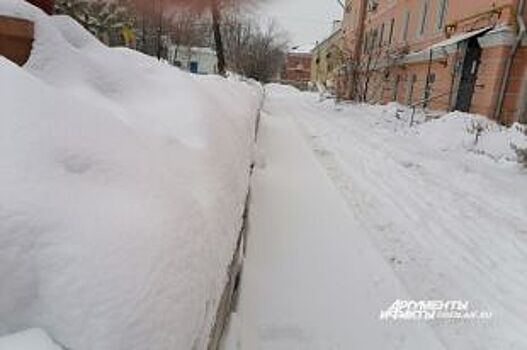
[{"left": 0, "top": 1, "right": 261, "bottom": 349}]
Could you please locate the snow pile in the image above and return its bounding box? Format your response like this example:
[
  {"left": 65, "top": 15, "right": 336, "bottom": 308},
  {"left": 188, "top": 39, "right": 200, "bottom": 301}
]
[
  {"left": 264, "top": 83, "right": 302, "bottom": 96},
  {"left": 328, "top": 101, "right": 527, "bottom": 165},
  {"left": 0, "top": 1, "right": 260, "bottom": 349},
  {"left": 0, "top": 329, "right": 62, "bottom": 350},
  {"left": 416, "top": 112, "right": 527, "bottom": 163}
]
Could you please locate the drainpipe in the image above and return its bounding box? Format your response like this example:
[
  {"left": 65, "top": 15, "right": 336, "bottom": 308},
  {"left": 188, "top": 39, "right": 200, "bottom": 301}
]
[
  {"left": 494, "top": 0, "right": 526, "bottom": 123},
  {"left": 423, "top": 48, "right": 434, "bottom": 108}
]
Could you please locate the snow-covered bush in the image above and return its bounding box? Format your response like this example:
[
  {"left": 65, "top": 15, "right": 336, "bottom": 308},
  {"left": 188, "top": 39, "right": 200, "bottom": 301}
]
[
  {"left": 327, "top": 100, "right": 527, "bottom": 164},
  {"left": 512, "top": 143, "right": 527, "bottom": 166},
  {"left": 466, "top": 119, "right": 486, "bottom": 145}
]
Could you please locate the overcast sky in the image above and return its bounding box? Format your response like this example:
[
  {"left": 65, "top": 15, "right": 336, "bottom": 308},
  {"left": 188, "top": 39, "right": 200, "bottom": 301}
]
[{"left": 254, "top": 0, "right": 343, "bottom": 49}]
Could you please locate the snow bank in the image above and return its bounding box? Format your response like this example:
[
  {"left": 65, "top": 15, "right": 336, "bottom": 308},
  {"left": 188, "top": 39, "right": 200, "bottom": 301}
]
[
  {"left": 265, "top": 83, "right": 302, "bottom": 96},
  {"left": 0, "top": 329, "right": 62, "bottom": 350},
  {"left": 0, "top": 1, "right": 260, "bottom": 349},
  {"left": 329, "top": 101, "right": 527, "bottom": 165},
  {"left": 416, "top": 112, "right": 527, "bottom": 162}
]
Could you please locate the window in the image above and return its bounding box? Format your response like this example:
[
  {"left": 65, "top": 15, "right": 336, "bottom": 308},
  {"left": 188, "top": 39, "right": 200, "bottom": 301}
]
[
  {"left": 392, "top": 75, "right": 400, "bottom": 101},
  {"left": 429, "top": 73, "right": 436, "bottom": 84},
  {"left": 379, "top": 23, "right": 384, "bottom": 47},
  {"left": 402, "top": 11, "right": 410, "bottom": 42},
  {"left": 423, "top": 73, "right": 435, "bottom": 106},
  {"left": 189, "top": 61, "right": 198, "bottom": 74},
  {"left": 368, "top": 0, "right": 379, "bottom": 12},
  {"left": 436, "top": 0, "right": 448, "bottom": 31},
  {"left": 418, "top": 0, "right": 429, "bottom": 37},
  {"left": 371, "top": 29, "right": 378, "bottom": 51},
  {"left": 388, "top": 18, "right": 395, "bottom": 45},
  {"left": 406, "top": 74, "right": 417, "bottom": 104},
  {"left": 519, "top": 72, "right": 527, "bottom": 123},
  {"left": 366, "top": 30, "right": 371, "bottom": 53}
]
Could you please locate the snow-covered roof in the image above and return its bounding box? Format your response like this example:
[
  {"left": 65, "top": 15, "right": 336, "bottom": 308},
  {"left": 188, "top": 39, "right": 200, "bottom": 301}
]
[{"left": 290, "top": 44, "right": 315, "bottom": 54}]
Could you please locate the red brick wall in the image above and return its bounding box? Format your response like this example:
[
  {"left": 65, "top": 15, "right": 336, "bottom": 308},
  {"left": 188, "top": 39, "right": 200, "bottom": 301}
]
[
  {"left": 282, "top": 53, "right": 312, "bottom": 84},
  {"left": 501, "top": 46, "right": 527, "bottom": 124},
  {"left": 26, "top": 0, "right": 54, "bottom": 15},
  {"left": 0, "top": 15, "right": 34, "bottom": 66}
]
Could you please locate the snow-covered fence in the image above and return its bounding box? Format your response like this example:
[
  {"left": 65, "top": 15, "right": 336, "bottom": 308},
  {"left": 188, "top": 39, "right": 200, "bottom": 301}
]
[
  {"left": 0, "top": 1, "right": 263, "bottom": 349},
  {"left": 207, "top": 83, "right": 264, "bottom": 350}
]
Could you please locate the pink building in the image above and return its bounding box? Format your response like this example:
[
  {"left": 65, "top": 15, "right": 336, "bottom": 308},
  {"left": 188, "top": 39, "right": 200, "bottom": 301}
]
[
  {"left": 281, "top": 51, "right": 312, "bottom": 89},
  {"left": 341, "top": 0, "right": 527, "bottom": 124}
]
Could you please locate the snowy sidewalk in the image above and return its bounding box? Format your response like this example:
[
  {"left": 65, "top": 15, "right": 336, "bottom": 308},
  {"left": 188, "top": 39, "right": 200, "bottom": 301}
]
[{"left": 222, "top": 93, "right": 445, "bottom": 349}]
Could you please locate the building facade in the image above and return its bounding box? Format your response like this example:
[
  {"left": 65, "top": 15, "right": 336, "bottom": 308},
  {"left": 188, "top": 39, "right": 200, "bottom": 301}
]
[
  {"left": 311, "top": 28, "right": 345, "bottom": 94},
  {"left": 342, "top": 0, "right": 527, "bottom": 124},
  {"left": 167, "top": 46, "right": 218, "bottom": 75},
  {"left": 281, "top": 51, "right": 312, "bottom": 89}
]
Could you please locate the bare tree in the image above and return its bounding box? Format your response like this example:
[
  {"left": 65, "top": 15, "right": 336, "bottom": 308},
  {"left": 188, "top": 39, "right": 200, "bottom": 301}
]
[
  {"left": 58, "top": 0, "right": 274, "bottom": 77},
  {"left": 168, "top": 11, "right": 211, "bottom": 49},
  {"left": 131, "top": 0, "right": 265, "bottom": 73},
  {"left": 221, "top": 13, "right": 287, "bottom": 82}
]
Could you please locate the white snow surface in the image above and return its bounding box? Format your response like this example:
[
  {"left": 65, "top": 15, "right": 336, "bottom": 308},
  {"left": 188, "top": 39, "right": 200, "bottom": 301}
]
[
  {"left": 0, "top": 1, "right": 260, "bottom": 349},
  {"left": 0, "top": 329, "right": 61, "bottom": 350},
  {"left": 224, "top": 85, "right": 527, "bottom": 349}
]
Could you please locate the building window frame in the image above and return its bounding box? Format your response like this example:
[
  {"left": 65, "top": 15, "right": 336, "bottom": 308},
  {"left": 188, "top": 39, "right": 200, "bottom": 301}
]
[
  {"left": 519, "top": 72, "right": 527, "bottom": 124},
  {"left": 371, "top": 28, "right": 378, "bottom": 52},
  {"left": 379, "top": 23, "right": 385, "bottom": 47},
  {"left": 418, "top": 0, "right": 429, "bottom": 37},
  {"left": 392, "top": 74, "right": 400, "bottom": 101},
  {"left": 436, "top": 0, "right": 448, "bottom": 32},
  {"left": 406, "top": 74, "right": 417, "bottom": 104},
  {"left": 388, "top": 18, "right": 395, "bottom": 45},
  {"left": 401, "top": 11, "right": 410, "bottom": 42}
]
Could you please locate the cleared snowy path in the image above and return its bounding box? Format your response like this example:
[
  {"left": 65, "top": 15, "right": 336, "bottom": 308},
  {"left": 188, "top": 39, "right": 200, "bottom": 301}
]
[
  {"left": 223, "top": 85, "right": 527, "bottom": 349},
  {"left": 289, "top": 93, "right": 527, "bottom": 350},
  {"left": 222, "top": 88, "right": 447, "bottom": 349},
  {"left": 227, "top": 84, "right": 527, "bottom": 350}
]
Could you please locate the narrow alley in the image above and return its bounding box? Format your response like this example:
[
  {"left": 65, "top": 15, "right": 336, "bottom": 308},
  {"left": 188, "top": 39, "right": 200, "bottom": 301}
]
[{"left": 223, "top": 86, "right": 527, "bottom": 350}]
